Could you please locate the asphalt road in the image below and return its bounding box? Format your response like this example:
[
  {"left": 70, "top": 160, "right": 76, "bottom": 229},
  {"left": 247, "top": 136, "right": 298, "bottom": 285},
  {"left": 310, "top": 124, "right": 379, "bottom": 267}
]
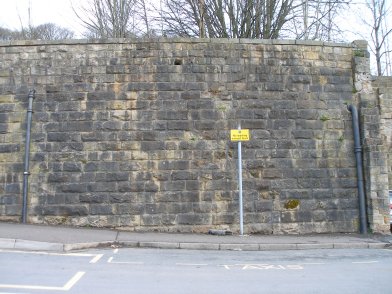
[{"left": 1, "top": 248, "right": 391, "bottom": 294}]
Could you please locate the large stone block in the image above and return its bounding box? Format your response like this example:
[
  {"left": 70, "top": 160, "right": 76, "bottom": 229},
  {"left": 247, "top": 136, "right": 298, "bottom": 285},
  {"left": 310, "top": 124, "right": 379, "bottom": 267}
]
[
  {"left": 177, "top": 213, "right": 210, "bottom": 225},
  {"left": 41, "top": 205, "right": 88, "bottom": 216},
  {"left": 88, "top": 182, "right": 116, "bottom": 192},
  {"left": 90, "top": 204, "right": 113, "bottom": 215},
  {"left": 57, "top": 182, "right": 87, "bottom": 193}
]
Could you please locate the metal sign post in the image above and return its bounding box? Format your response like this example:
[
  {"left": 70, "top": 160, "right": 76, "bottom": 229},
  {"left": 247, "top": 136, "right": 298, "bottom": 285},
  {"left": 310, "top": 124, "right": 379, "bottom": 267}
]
[
  {"left": 230, "top": 126, "right": 250, "bottom": 236},
  {"left": 237, "top": 129, "right": 244, "bottom": 235}
]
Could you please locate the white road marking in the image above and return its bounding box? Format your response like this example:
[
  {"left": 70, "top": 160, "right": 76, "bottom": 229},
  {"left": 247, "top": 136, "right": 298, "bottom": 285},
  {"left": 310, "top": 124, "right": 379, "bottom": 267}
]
[
  {"left": 221, "top": 264, "right": 304, "bottom": 270},
  {"left": 62, "top": 272, "right": 85, "bottom": 291},
  {"left": 113, "top": 248, "right": 119, "bottom": 254},
  {"left": 109, "top": 261, "right": 144, "bottom": 264},
  {"left": 0, "top": 292, "right": 31, "bottom": 294},
  {"left": 300, "top": 263, "right": 326, "bottom": 265},
  {"left": 89, "top": 254, "right": 104, "bottom": 264},
  {"left": 0, "top": 271, "right": 85, "bottom": 291},
  {"left": 242, "top": 264, "right": 303, "bottom": 270},
  {"left": 107, "top": 257, "right": 143, "bottom": 264},
  {"left": 352, "top": 261, "right": 379, "bottom": 264},
  {"left": 0, "top": 249, "right": 97, "bottom": 258},
  {"left": 176, "top": 263, "right": 208, "bottom": 266}
]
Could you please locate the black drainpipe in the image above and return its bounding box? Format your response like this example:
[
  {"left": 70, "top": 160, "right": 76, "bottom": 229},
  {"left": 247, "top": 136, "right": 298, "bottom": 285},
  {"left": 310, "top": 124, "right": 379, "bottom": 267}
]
[
  {"left": 22, "top": 89, "right": 35, "bottom": 224},
  {"left": 347, "top": 104, "right": 368, "bottom": 234}
]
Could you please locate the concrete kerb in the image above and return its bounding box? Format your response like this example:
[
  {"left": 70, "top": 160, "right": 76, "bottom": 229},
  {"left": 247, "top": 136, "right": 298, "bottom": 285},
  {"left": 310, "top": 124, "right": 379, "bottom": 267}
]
[
  {"left": 15, "top": 239, "right": 63, "bottom": 251},
  {"left": 259, "top": 243, "right": 297, "bottom": 251},
  {"left": 0, "top": 238, "right": 16, "bottom": 250},
  {"left": 333, "top": 242, "right": 373, "bottom": 249},
  {"left": 64, "top": 241, "right": 391, "bottom": 252},
  {"left": 296, "top": 243, "right": 334, "bottom": 250},
  {"left": 64, "top": 241, "right": 117, "bottom": 252},
  {"left": 219, "top": 243, "right": 260, "bottom": 251},
  {"left": 0, "top": 239, "right": 64, "bottom": 251},
  {"left": 1, "top": 238, "right": 390, "bottom": 252},
  {"left": 369, "top": 242, "right": 390, "bottom": 249},
  {"left": 180, "top": 242, "right": 220, "bottom": 250},
  {"left": 139, "top": 241, "right": 180, "bottom": 250}
]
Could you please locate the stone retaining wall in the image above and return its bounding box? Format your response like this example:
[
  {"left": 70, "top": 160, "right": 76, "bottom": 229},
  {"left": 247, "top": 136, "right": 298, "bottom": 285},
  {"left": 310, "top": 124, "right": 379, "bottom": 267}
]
[
  {"left": 372, "top": 77, "right": 392, "bottom": 190},
  {"left": 0, "top": 38, "right": 390, "bottom": 234}
]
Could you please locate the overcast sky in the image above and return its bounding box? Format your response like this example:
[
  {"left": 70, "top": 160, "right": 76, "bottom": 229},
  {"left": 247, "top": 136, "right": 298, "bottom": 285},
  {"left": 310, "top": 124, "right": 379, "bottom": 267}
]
[
  {"left": 0, "top": 0, "right": 373, "bottom": 42},
  {"left": 0, "top": 0, "right": 86, "bottom": 36}
]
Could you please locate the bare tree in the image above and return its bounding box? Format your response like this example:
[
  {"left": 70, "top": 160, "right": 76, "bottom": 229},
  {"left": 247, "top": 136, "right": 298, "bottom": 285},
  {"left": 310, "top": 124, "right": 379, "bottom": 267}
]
[
  {"left": 351, "top": 0, "right": 392, "bottom": 75},
  {"left": 155, "top": 0, "right": 351, "bottom": 41},
  {"left": 155, "top": 0, "right": 199, "bottom": 37},
  {"left": 0, "top": 27, "right": 14, "bottom": 41},
  {"left": 158, "top": 0, "right": 296, "bottom": 38},
  {"left": 0, "top": 24, "right": 74, "bottom": 41},
  {"left": 364, "top": 0, "right": 392, "bottom": 76},
  {"left": 73, "top": 0, "right": 138, "bottom": 38},
  {"left": 138, "top": 0, "right": 151, "bottom": 36},
  {"left": 30, "top": 23, "right": 74, "bottom": 40},
  {"left": 281, "top": 0, "right": 349, "bottom": 41}
]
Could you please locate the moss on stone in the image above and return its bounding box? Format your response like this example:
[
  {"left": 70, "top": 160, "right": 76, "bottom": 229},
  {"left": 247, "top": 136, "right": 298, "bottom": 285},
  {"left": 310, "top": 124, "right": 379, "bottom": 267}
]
[{"left": 284, "top": 199, "right": 300, "bottom": 209}]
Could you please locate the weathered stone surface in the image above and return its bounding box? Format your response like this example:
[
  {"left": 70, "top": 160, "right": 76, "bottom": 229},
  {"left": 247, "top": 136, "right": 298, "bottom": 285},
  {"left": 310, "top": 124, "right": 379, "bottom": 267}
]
[{"left": 0, "top": 38, "right": 389, "bottom": 235}]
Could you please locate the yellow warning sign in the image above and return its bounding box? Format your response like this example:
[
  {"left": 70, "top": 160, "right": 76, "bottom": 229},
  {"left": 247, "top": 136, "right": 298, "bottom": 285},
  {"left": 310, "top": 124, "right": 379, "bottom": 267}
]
[{"left": 230, "top": 129, "right": 250, "bottom": 141}]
